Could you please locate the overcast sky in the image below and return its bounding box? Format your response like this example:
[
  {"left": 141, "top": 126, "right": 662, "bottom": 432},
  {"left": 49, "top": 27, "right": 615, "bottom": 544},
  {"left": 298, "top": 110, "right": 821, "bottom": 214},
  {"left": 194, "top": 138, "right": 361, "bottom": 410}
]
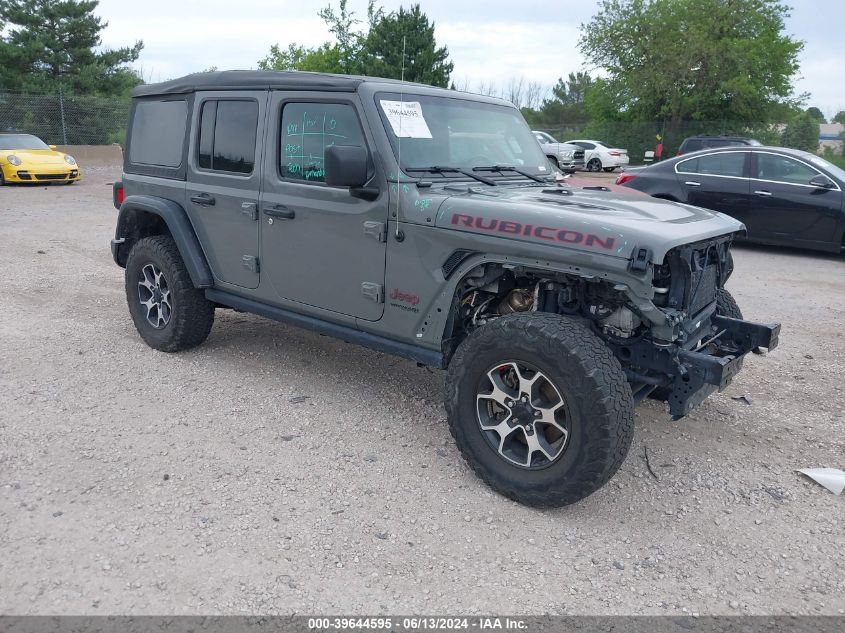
[{"left": 97, "top": 0, "right": 844, "bottom": 117}]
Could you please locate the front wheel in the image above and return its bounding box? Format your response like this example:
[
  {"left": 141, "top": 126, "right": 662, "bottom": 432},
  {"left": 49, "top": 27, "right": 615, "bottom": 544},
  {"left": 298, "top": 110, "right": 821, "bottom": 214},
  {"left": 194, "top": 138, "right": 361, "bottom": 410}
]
[
  {"left": 586, "top": 158, "right": 602, "bottom": 172},
  {"left": 125, "top": 235, "right": 215, "bottom": 352},
  {"left": 548, "top": 156, "right": 560, "bottom": 168},
  {"left": 445, "top": 313, "right": 635, "bottom": 507}
]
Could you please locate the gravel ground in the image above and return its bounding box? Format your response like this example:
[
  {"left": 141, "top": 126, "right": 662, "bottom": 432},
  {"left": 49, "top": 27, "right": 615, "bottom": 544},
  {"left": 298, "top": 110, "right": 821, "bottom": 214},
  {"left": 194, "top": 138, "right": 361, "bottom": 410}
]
[{"left": 1, "top": 167, "right": 843, "bottom": 615}]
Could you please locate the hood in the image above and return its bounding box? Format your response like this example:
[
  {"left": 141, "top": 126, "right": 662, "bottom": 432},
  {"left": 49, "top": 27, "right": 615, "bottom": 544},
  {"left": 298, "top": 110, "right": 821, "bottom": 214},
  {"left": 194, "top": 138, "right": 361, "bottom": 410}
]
[
  {"left": 435, "top": 184, "right": 744, "bottom": 262},
  {"left": 3, "top": 149, "right": 67, "bottom": 165}
]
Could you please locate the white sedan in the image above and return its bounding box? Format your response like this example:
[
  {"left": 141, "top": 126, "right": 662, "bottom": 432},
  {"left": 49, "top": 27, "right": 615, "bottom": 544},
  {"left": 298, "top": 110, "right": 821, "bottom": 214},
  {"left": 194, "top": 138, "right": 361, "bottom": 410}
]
[{"left": 564, "top": 139, "right": 629, "bottom": 172}]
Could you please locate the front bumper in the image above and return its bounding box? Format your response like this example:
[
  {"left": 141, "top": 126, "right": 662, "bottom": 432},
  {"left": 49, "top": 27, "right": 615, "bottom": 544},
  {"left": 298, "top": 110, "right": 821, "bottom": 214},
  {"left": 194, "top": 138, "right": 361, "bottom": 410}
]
[
  {"left": 622, "top": 314, "right": 780, "bottom": 418},
  {"left": 1, "top": 163, "right": 81, "bottom": 183},
  {"left": 665, "top": 316, "right": 780, "bottom": 417}
]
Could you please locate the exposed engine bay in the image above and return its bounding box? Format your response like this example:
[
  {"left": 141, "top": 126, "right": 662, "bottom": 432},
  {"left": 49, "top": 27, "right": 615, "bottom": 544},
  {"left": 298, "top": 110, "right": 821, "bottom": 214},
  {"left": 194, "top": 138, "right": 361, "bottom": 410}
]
[{"left": 447, "top": 237, "right": 779, "bottom": 418}]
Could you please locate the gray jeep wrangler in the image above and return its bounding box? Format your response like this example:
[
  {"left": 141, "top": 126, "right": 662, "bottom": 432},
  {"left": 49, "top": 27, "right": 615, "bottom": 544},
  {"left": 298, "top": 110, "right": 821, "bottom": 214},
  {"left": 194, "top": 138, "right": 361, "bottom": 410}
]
[{"left": 111, "top": 71, "right": 780, "bottom": 507}]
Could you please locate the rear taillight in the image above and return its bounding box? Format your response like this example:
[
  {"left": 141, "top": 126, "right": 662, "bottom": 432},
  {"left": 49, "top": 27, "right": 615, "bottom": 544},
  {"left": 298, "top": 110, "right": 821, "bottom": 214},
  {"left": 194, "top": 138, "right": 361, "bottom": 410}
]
[
  {"left": 609, "top": 151, "right": 621, "bottom": 156},
  {"left": 616, "top": 173, "right": 635, "bottom": 185},
  {"left": 113, "top": 181, "right": 124, "bottom": 209}
]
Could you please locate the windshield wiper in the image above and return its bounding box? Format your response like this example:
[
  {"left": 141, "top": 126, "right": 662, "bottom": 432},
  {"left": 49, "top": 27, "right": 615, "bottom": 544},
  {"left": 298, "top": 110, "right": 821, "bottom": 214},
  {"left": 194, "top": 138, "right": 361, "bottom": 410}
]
[
  {"left": 473, "top": 165, "right": 548, "bottom": 183},
  {"left": 404, "top": 166, "right": 497, "bottom": 186}
]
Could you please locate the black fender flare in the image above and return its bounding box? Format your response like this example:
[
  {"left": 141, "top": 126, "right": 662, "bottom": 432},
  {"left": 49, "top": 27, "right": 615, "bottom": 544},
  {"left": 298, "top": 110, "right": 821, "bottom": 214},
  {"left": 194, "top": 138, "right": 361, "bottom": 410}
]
[{"left": 112, "top": 195, "right": 213, "bottom": 288}]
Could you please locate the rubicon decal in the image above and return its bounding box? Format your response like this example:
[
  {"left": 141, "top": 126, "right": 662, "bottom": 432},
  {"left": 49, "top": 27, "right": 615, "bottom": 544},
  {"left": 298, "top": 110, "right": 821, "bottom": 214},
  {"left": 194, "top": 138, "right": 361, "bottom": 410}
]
[{"left": 450, "top": 214, "right": 617, "bottom": 250}]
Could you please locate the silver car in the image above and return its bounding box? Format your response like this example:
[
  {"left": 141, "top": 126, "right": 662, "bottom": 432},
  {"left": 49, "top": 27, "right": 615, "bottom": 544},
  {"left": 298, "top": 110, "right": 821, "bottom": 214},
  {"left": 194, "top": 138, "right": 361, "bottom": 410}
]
[{"left": 533, "top": 130, "right": 586, "bottom": 173}]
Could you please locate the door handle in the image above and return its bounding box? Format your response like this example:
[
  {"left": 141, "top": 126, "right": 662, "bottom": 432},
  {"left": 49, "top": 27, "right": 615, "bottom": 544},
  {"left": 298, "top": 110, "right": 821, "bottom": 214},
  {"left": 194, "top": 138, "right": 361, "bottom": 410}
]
[
  {"left": 684, "top": 181, "right": 701, "bottom": 186},
  {"left": 754, "top": 190, "right": 772, "bottom": 197},
  {"left": 263, "top": 204, "right": 295, "bottom": 220},
  {"left": 190, "top": 193, "right": 216, "bottom": 206}
]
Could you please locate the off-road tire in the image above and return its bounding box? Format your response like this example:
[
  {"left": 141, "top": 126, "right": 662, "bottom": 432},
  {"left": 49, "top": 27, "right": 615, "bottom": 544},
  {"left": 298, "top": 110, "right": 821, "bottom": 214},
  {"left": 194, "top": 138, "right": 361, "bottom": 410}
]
[
  {"left": 125, "top": 235, "right": 215, "bottom": 352},
  {"left": 715, "top": 288, "right": 742, "bottom": 319},
  {"left": 587, "top": 158, "right": 602, "bottom": 172},
  {"left": 649, "top": 288, "right": 743, "bottom": 402},
  {"left": 445, "top": 313, "right": 635, "bottom": 507}
]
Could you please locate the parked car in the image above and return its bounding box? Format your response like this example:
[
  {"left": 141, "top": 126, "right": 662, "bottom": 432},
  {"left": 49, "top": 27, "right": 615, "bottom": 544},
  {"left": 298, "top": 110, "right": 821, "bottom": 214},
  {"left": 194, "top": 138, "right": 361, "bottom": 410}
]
[
  {"left": 0, "top": 132, "right": 80, "bottom": 185},
  {"left": 677, "top": 135, "right": 761, "bottom": 156},
  {"left": 110, "top": 70, "right": 779, "bottom": 507},
  {"left": 531, "top": 130, "right": 585, "bottom": 173},
  {"left": 564, "top": 139, "right": 629, "bottom": 172},
  {"left": 616, "top": 146, "right": 845, "bottom": 253}
]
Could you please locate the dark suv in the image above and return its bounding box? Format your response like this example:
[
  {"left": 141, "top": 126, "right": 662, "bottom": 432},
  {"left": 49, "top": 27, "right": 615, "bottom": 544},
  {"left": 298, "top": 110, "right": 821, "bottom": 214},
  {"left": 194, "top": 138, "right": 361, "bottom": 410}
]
[
  {"left": 677, "top": 135, "right": 761, "bottom": 156},
  {"left": 110, "top": 71, "right": 779, "bottom": 507}
]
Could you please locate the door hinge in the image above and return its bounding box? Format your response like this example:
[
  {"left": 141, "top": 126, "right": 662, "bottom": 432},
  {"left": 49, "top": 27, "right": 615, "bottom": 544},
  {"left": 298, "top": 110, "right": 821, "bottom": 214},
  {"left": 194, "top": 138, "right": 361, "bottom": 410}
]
[
  {"left": 242, "top": 255, "right": 260, "bottom": 273},
  {"left": 363, "top": 221, "right": 387, "bottom": 243},
  {"left": 241, "top": 202, "right": 258, "bottom": 221},
  {"left": 361, "top": 282, "right": 384, "bottom": 303}
]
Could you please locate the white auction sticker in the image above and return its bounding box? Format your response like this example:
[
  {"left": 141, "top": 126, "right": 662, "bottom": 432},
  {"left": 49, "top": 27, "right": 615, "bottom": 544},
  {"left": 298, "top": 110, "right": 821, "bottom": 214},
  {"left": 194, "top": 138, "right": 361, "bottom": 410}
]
[{"left": 380, "top": 100, "right": 432, "bottom": 138}]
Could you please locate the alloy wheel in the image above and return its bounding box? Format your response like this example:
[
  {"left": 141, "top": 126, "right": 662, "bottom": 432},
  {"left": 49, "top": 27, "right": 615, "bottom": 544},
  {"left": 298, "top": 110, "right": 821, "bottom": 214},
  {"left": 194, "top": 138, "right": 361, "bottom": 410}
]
[
  {"left": 476, "top": 361, "right": 570, "bottom": 469},
  {"left": 137, "top": 263, "right": 172, "bottom": 329}
]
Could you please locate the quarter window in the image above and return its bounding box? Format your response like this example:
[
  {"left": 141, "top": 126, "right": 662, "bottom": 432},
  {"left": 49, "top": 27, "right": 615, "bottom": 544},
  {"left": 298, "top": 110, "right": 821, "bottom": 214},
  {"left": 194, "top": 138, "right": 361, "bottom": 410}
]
[
  {"left": 755, "top": 153, "right": 818, "bottom": 185},
  {"left": 196, "top": 99, "right": 258, "bottom": 174},
  {"left": 129, "top": 100, "right": 187, "bottom": 167},
  {"left": 677, "top": 152, "right": 746, "bottom": 177},
  {"left": 280, "top": 103, "right": 366, "bottom": 183}
]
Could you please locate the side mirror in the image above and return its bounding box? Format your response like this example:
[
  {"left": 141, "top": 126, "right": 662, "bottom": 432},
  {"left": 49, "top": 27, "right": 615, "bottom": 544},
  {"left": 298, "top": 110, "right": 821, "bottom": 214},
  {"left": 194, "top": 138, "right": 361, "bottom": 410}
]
[
  {"left": 325, "top": 145, "right": 368, "bottom": 188},
  {"left": 49, "top": 144, "right": 57, "bottom": 150},
  {"left": 809, "top": 174, "right": 835, "bottom": 189}
]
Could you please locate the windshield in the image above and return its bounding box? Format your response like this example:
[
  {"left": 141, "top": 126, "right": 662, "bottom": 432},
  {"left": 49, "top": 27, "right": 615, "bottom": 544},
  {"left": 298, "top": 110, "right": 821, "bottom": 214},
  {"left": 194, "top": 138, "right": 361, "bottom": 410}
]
[
  {"left": 375, "top": 93, "right": 550, "bottom": 177},
  {"left": 808, "top": 155, "right": 845, "bottom": 182},
  {"left": 0, "top": 134, "right": 50, "bottom": 150}
]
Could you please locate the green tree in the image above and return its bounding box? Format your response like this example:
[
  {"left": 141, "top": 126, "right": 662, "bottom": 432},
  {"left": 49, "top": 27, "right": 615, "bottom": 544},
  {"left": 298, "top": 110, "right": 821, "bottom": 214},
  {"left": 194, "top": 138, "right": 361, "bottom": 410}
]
[
  {"left": 259, "top": 1, "right": 452, "bottom": 87},
  {"left": 359, "top": 4, "right": 453, "bottom": 87},
  {"left": 832, "top": 110, "right": 845, "bottom": 124},
  {"left": 258, "top": 42, "right": 344, "bottom": 73},
  {"left": 0, "top": 0, "right": 142, "bottom": 95},
  {"left": 781, "top": 111, "right": 819, "bottom": 152},
  {"left": 579, "top": 0, "right": 804, "bottom": 128},
  {"left": 805, "top": 106, "right": 826, "bottom": 123}
]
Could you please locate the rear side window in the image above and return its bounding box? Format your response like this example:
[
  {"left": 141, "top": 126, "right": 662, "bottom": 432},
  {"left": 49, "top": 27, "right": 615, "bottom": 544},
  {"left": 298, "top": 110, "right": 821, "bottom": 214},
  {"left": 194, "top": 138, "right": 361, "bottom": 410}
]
[
  {"left": 129, "top": 100, "right": 187, "bottom": 167},
  {"left": 280, "top": 102, "right": 367, "bottom": 183},
  {"left": 677, "top": 152, "right": 746, "bottom": 177},
  {"left": 196, "top": 99, "right": 258, "bottom": 174},
  {"left": 683, "top": 139, "right": 703, "bottom": 152}
]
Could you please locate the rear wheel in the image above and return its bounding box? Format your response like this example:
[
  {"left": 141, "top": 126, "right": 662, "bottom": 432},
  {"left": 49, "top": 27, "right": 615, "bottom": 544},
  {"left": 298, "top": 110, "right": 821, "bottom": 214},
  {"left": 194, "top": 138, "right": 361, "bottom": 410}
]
[
  {"left": 125, "top": 235, "right": 215, "bottom": 352},
  {"left": 587, "top": 158, "right": 602, "bottom": 172},
  {"left": 445, "top": 313, "right": 635, "bottom": 507}
]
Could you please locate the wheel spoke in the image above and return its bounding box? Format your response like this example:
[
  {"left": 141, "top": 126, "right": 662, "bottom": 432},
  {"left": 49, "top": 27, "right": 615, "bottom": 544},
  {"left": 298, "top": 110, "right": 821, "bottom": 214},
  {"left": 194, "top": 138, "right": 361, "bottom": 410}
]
[
  {"left": 525, "top": 430, "right": 559, "bottom": 466},
  {"left": 478, "top": 364, "right": 518, "bottom": 407},
  {"left": 514, "top": 365, "right": 541, "bottom": 399},
  {"left": 535, "top": 401, "right": 568, "bottom": 438}
]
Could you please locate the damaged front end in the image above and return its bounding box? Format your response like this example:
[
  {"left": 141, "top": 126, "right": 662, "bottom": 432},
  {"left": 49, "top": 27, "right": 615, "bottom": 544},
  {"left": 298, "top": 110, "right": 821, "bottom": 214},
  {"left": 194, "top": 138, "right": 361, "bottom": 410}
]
[{"left": 613, "top": 237, "right": 780, "bottom": 418}]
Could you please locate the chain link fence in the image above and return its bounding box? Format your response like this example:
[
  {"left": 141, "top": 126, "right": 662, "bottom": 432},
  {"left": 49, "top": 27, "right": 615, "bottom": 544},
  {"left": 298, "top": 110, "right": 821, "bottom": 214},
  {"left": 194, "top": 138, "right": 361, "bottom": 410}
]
[{"left": 0, "top": 91, "right": 129, "bottom": 146}]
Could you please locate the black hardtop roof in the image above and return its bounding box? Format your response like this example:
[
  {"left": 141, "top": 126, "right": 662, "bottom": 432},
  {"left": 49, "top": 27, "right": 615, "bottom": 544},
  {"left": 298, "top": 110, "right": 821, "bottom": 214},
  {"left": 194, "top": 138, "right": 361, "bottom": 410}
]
[{"left": 131, "top": 69, "right": 440, "bottom": 98}]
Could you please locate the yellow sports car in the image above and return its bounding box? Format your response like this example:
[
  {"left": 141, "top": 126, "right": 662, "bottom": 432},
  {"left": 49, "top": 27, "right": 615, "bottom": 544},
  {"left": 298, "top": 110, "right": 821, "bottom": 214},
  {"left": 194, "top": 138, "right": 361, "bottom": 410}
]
[{"left": 0, "top": 132, "right": 81, "bottom": 185}]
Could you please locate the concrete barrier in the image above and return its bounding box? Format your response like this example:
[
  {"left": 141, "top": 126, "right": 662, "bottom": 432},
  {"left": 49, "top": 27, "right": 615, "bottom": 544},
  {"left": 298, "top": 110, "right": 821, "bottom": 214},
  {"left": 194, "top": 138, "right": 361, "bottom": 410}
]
[{"left": 54, "top": 144, "right": 124, "bottom": 166}]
